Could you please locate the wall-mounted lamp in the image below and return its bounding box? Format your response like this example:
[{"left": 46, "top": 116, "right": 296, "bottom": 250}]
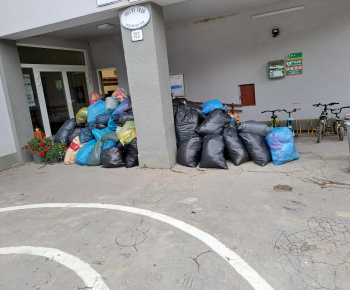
[{"left": 272, "top": 29, "right": 280, "bottom": 38}]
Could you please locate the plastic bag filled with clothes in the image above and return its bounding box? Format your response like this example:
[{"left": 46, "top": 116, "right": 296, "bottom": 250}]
[
  {"left": 199, "top": 135, "right": 228, "bottom": 169},
  {"left": 117, "top": 121, "right": 136, "bottom": 146},
  {"left": 76, "top": 139, "right": 97, "bottom": 166},
  {"left": 222, "top": 126, "right": 251, "bottom": 166},
  {"left": 105, "top": 96, "right": 119, "bottom": 112},
  {"left": 238, "top": 120, "right": 271, "bottom": 137},
  {"left": 102, "top": 147, "right": 125, "bottom": 168},
  {"left": 202, "top": 99, "right": 223, "bottom": 114},
  {"left": 196, "top": 109, "right": 231, "bottom": 136},
  {"left": 112, "top": 87, "right": 128, "bottom": 103},
  {"left": 239, "top": 132, "right": 271, "bottom": 167},
  {"left": 175, "top": 105, "right": 200, "bottom": 142},
  {"left": 54, "top": 118, "right": 76, "bottom": 145},
  {"left": 125, "top": 139, "right": 139, "bottom": 168},
  {"left": 76, "top": 107, "right": 88, "bottom": 124},
  {"left": 87, "top": 99, "right": 110, "bottom": 123},
  {"left": 177, "top": 137, "right": 203, "bottom": 168},
  {"left": 64, "top": 136, "right": 85, "bottom": 165},
  {"left": 265, "top": 127, "right": 299, "bottom": 165}
]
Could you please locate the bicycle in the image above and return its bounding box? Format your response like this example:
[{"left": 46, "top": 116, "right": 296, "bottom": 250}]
[
  {"left": 261, "top": 109, "right": 281, "bottom": 128},
  {"left": 330, "top": 106, "right": 350, "bottom": 141},
  {"left": 279, "top": 108, "right": 301, "bottom": 136},
  {"left": 312, "top": 102, "right": 339, "bottom": 143}
]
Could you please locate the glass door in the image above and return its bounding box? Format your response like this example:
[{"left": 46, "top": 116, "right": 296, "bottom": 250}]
[{"left": 66, "top": 72, "right": 90, "bottom": 115}]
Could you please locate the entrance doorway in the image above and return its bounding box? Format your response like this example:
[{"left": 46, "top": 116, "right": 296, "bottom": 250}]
[
  {"left": 97, "top": 68, "right": 118, "bottom": 98},
  {"left": 22, "top": 67, "right": 91, "bottom": 136},
  {"left": 19, "top": 45, "right": 92, "bottom": 136}
]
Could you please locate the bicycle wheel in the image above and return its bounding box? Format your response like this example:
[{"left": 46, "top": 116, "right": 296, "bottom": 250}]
[
  {"left": 339, "top": 126, "right": 344, "bottom": 141},
  {"left": 317, "top": 123, "right": 324, "bottom": 143}
]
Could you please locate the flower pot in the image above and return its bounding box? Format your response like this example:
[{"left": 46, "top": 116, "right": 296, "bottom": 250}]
[{"left": 31, "top": 153, "right": 43, "bottom": 164}]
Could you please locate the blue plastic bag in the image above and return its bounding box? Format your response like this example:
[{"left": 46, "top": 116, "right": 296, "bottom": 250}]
[
  {"left": 108, "top": 115, "right": 118, "bottom": 131},
  {"left": 87, "top": 99, "right": 110, "bottom": 123},
  {"left": 265, "top": 127, "right": 299, "bottom": 165},
  {"left": 229, "top": 117, "right": 237, "bottom": 126},
  {"left": 202, "top": 99, "right": 223, "bottom": 114},
  {"left": 112, "top": 99, "right": 130, "bottom": 117},
  {"left": 76, "top": 139, "right": 97, "bottom": 165},
  {"left": 103, "top": 140, "right": 117, "bottom": 151},
  {"left": 79, "top": 122, "right": 95, "bottom": 144},
  {"left": 91, "top": 127, "right": 113, "bottom": 141}
]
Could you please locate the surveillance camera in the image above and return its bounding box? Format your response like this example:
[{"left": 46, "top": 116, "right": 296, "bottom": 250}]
[{"left": 272, "top": 29, "right": 280, "bottom": 38}]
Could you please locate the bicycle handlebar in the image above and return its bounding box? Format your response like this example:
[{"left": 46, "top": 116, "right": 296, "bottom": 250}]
[
  {"left": 261, "top": 109, "right": 280, "bottom": 113},
  {"left": 313, "top": 102, "right": 339, "bottom": 107},
  {"left": 330, "top": 106, "right": 350, "bottom": 114},
  {"left": 280, "top": 108, "right": 301, "bottom": 114}
]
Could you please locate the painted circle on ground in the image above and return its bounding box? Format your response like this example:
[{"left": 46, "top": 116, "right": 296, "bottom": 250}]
[
  {"left": 0, "top": 246, "right": 108, "bottom": 290},
  {"left": 0, "top": 203, "right": 274, "bottom": 290}
]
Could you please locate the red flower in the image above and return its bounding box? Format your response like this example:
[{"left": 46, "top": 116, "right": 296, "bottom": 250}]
[
  {"left": 24, "top": 145, "right": 27, "bottom": 148},
  {"left": 39, "top": 142, "right": 44, "bottom": 146},
  {"left": 49, "top": 146, "right": 52, "bottom": 149},
  {"left": 30, "top": 147, "right": 33, "bottom": 150},
  {"left": 33, "top": 150, "right": 36, "bottom": 154},
  {"left": 40, "top": 151, "right": 45, "bottom": 156},
  {"left": 22, "top": 147, "right": 24, "bottom": 150},
  {"left": 45, "top": 146, "right": 48, "bottom": 149}
]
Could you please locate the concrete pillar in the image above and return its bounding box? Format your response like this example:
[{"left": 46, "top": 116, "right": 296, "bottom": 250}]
[
  {"left": 0, "top": 40, "right": 34, "bottom": 166},
  {"left": 119, "top": 2, "right": 176, "bottom": 169}
]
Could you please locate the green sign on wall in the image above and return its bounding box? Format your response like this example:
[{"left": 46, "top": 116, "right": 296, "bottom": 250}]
[{"left": 285, "top": 52, "right": 303, "bottom": 76}]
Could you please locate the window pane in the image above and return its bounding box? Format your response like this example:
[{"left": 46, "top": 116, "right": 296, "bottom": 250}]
[
  {"left": 18, "top": 46, "right": 85, "bottom": 65},
  {"left": 21, "top": 68, "right": 44, "bottom": 132},
  {"left": 67, "top": 72, "right": 89, "bottom": 115},
  {"left": 40, "top": 72, "right": 70, "bottom": 135}
]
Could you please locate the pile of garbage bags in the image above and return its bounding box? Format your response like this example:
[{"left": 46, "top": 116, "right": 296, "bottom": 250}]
[
  {"left": 174, "top": 98, "right": 299, "bottom": 169},
  {"left": 56, "top": 88, "right": 138, "bottom": 169}
]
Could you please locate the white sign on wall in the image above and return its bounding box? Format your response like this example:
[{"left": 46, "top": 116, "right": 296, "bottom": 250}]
[
  {"left": 120, "top": 6, "right": 151, "bottom": 30},
  {"left": 23, "top": 74, "right": 35, "bottom": 107},
  {"left": 170, "top": 75, "right": 185, "bottom": 97},
  {"left": 96, "top": 0, "right": 123, "bottom": 7},
  {"left": 131, "top": 30, "right": 143, "bottom": 42}
]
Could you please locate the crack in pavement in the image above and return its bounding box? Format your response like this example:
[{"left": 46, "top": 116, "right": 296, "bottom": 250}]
[
  {"left": 190, "top": 250, "right": 213, "bottom": 273},
  {"left": 275, "top": 217, "right": 350, "bottom": 290},
  {"left": 115, "top": 218, "right": 151, "bottom": 253}
]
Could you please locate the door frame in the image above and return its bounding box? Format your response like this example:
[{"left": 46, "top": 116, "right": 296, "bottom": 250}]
[{"left": 21, "top": 64, "right": 93, "bottom": 136}]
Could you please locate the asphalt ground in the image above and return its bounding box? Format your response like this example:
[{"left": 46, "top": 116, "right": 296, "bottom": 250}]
[{"left": 0, "top": 136, "right": 349, "bottom": 290}]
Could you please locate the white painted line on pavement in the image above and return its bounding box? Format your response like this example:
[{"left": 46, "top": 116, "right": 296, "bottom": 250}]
[
  {"left": 0, "top": 246, "right": 109, "bottom": 290},
  {"left": 0, "top": 203, "right": 274, "bottom": 290}
]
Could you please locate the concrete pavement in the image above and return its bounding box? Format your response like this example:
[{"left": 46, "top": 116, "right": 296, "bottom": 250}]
[{"left": 0, "top": 136, "right": 349, "bottom": 290}]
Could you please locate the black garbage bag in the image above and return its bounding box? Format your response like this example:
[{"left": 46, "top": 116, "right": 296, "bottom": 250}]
[
  {"left": 117, "top": 111, "right": 134, "bottom": 127},
  {"left": 199, "top": 135, "right": 228, "bottom": 169},
  {"left": 196, "top": 109, "right": 231, "bottom": 136},
  {"left": 187, "top": 101, "right": 206, "bottom": 122},
  {"left": 79, "top": 122, "right": 95, "bottom": 144},
  {"left": 222, "top": 126, "right": 251, "bottom": 166},
  {"left": 177, "top": 137, "right": 203, "bottom": 168},
  {"left": 125, "top": 139, "right": 139, "bottom": 168},
  {"left": 54, "top": 118, "right": 76, "bottom": 145},
  {"left": 239, "top": 132, "right": 272, "bottom": 166},
  {"left": 87, "top": 139, "right": 103, "bottom": 166},
  {"left": 238, "top": 120, "right": 271, "bottom": 136},
  {"left": 172, "top": 98, "right": 187, "bottom": 115},
  {"left": 67, "top": 127, "right": 84, "bottom": 146},
  {"left": 95, "top": 114, "right": 111, "bottom": 125},
  {"left": 95, "top": 124, "right": 107, "bottom": 129},
  {"left": 175, "top": 105, "right": 200, "bottom": 142},
  {"left": 125, "top": 97, "right": 132, "bottom": 112},
  {"left": 102, "top": 147, "right": 125, "bottom": 168}
]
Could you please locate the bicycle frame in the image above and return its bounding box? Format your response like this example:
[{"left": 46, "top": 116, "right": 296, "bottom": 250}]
[
  {"left": 313, "top": 102, "right": 339, "bottom": 143},
  {"left": 279, "top": 108, "right": 301, "bottom": 136},
  {"left": 261, "top": 110, "right": 280, "bottom": 128},
  {"left": 330, "top": 106, "right": 350, "bottom": 140}
]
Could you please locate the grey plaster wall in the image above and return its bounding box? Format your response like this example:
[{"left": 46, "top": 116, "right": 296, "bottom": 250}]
[
  {"left": 0, "top": 40, "right": 34, "bottom": 167},
  {"left": 89, "top": 36, "right": 129, "bottom": 93},
  {"left": 120, "top": 2, "right": 176, "bottom": 168},
  {"left": 166, "top": 0, "right": 350, "bottom": 122}
]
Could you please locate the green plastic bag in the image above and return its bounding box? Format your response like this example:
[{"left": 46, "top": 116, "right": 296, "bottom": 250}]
[
  {"left": 87, "top": 139, "right": 103, "bottom": 166},
  {"left": 117, "top": 121, "right": 136, "bottom": 146},
  {"left": 101, "top": 131, "right": 119, "bottom": 143},
  {"left": 76, "top": 107, "right": 88, "bottom": 124}
]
